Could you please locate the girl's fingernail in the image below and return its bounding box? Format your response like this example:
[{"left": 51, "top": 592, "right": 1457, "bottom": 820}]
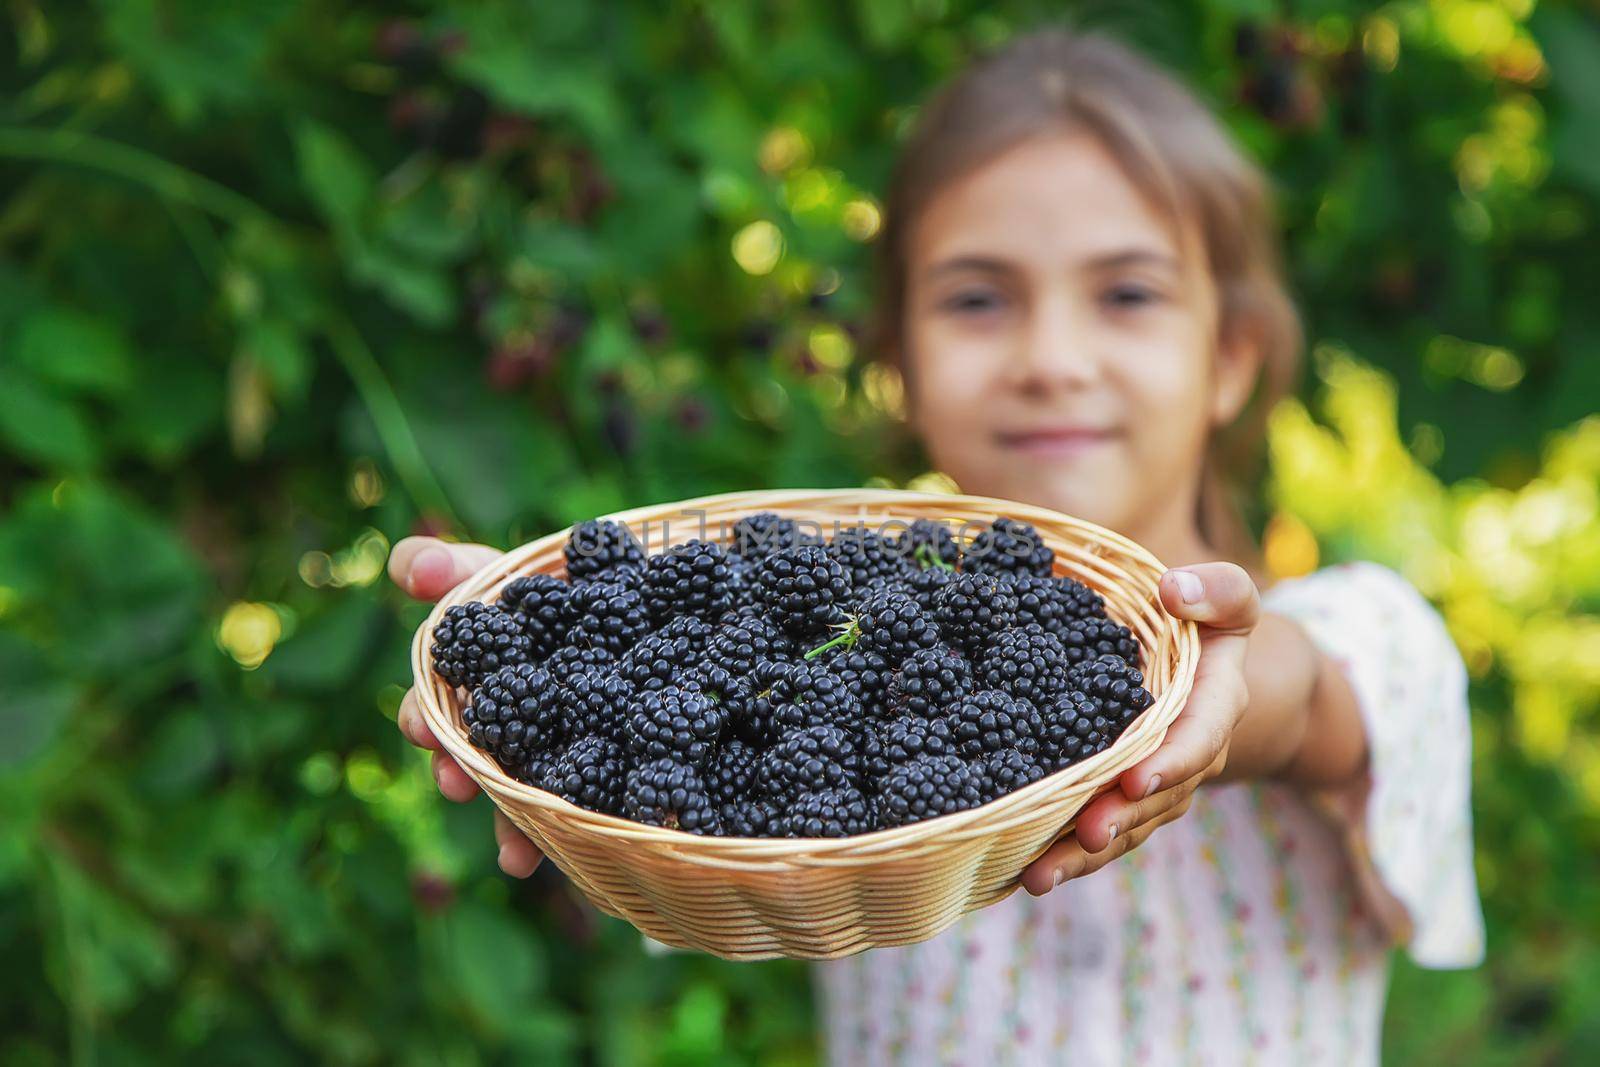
[
  {"left": 1143, "top": 774, "right": 1163, "bottom": 799},
  {"left": 497, "top": 845, "right": 511, "bottom": 870},
  {"left": 1172, "top": 570, "right": 1204, "bottom": 604},
  {"left": 1052, "top": 867, "right": 1066, "bottom": 887},
  {"left": 1105, "top": 823, "right": 1119, "bottom": 846}
]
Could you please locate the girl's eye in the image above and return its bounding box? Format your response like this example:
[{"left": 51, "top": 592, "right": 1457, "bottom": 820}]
[
  {"left": 1101, "top": 283, "right": 1162, "bottom": 310},
  {"left": 940, "top": 289, "right": 1006, "bottom": 315}
]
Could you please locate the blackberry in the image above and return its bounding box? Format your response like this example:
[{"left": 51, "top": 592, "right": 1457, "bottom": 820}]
[
  {"left": 962, "top": 517, "right": 1055, "bottom": 578},
  {"left": 619, "top": 615, "right": 711, "bottom": 693},
  {"left": 498, "top": 574, "right": 571, "bottom": 658},
  {"left": 462, "top": 663, "right": 563, "bottom": 771},
  {"left": 623, "top": 758, "right": 719, "bottom": 833},
  {"left": 977, "top": 626, "right": 1071, "bottom": 704},
  {"left": 558, "top": 664, "right": 632, "bottom": 743},
  {"left": 855, "top": 586, "right": 940, "bottom": 666},
  {"left": 644, "top": 540, "right": 733, "bottom": 622},
  {"left": 787, "top": 787, "right": 877, "bottom": 837},
  {"left": 934, "top": 572, "right": 1020, "bottom": 656},
  {"left": 1038, "top": 690, "right": 1120, "bottom": 767},
  {"left": 949, "top": 689, "right": 1044, "bottom": 759},
  {"left": 902, "top": 566, "right": 953, "bottom": 616},
  {"left": 1010, "top": 574, "right": 1067, "bottom": 635},
  {"left": 1050, "top": 575, "right": 1107, "bottom": 622},
  {"left": 766, "top": 658, "right": 864, "bottom": 733},
  {"left": 718, "top": 797, "right": 780, "bottom": 837},
  {"left": 545, "top": 642, "right": 615, "bottom": 678},
  {"left": 519, "top": 752, "right": 559, "bottom": 790},
  {"left": 723, "top": 554, "right": 763, "bottom": 612},
  {"left": 727, "top": 657, "right": 792, "bottom": 746},
  {"left": 1058, "top": 615, "right": 1141, "bottom": 666},
  {"left": 828, "top": 525, "right": 908, "bottom": 588},
  {"left": 876, "top": 753, "right": 984, "bottom": 827},
  {"left": 754, "top": 545, "right": 852, "bottom": 638},
  {"left": 1068, "top": 654, "right": 1154, "bottom": 727},
  {"left": 758, "top": 723, "right": 858, "bottom": 801},
  {"left": 1012, "top": 575, "right": 1109, "bottom": 637},
  {"left": 831, "top": 646, "right": 893, "bottom": 717},
  {"left": 564, "top": 519, "right": 645, "bottom": 582},
  {"left": 705, "top": 739, "right": 760, "bottom": 805},
  {"left": 980, "top": 747, "right": 1047, "bottom": 802},
  {"left": 548, "top": 737, "right": 626, "bottom": 814},
  {"left": 866, "top": 715, "right": 959, "bottom": 780},
  {"left": 567, "top": 578, "right": 651, "bottom": 655},
  {"left": 732, "top": 512, "right": 817, "bottom": 559},
  {"left": 894, "top": 517, "right": 960, "bottom": 569},
  {"left": 701, "top": 609, "right": 791, "bottom": 685},
  {"left": 431, "top": 602, "right": 533, "bottom": 689},
  {"left": 887, "top": 646, "right": 973, "bottom": 718},
  {"left": 625, "top": 684, "right": 724, "bottom": 768}
]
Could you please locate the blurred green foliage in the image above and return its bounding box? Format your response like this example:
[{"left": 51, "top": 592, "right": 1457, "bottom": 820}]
[{"left": 1, "top": 1, "right": 1596, "bottom": 1063}]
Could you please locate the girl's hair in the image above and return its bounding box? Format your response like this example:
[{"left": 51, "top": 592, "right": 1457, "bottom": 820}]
[{"left": 872, "top": 28, "right": 1302, "bottom": 559}]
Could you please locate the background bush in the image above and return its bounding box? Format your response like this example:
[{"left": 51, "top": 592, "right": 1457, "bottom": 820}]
[{"left": 2, "top": 2, "right": 1596, "bottom": 1063}]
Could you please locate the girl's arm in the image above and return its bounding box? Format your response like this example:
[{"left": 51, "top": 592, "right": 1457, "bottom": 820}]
[{"left": 1219, "top": 611, "right": 1368, "bottom": 787}]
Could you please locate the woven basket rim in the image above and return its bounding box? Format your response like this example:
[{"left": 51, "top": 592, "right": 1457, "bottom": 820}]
[{"left": 410, "top": 487, "right": 1199, "bottom": 866}]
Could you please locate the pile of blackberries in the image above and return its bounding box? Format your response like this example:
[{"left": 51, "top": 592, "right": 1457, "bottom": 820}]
[{"left": 430, "top": 514, "right": 1153, "bottom": 838}]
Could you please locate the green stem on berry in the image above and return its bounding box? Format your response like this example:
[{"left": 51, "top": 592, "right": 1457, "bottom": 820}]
[
  {"left": 804, "top": 618, "right": 859, "bottom": 660},
  {"left": 915, "top": 543, "right": 956, "bottom": 573}
]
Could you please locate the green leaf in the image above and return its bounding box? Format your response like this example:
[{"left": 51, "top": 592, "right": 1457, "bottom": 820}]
[
  {"left": 14, "top": 306, "right": 134, "bottom": 394},
  {"left": 0, "top": 483, "right": 205, "bottom": 679},
  {"left": 112, "top": 353, "right": 222, "bottom": 461},
  {"left": 0, "top": 368, "right": 99, "bottom": 469},
  {"left": 0, "top": 631, "right": 80, "bottom": 769},
  {"left": 451, "top": 45, "right": 623, "bottom": 144},
  {"left": 242, "top": 318, "right": 312, "bottom": 402},
  {"left": 350, "top": 247, "right": 457, "bottom": 329},
  {"left": 294, "top": 120, "right": 375, "bottom": 231},
  {"left": 42, "top": 858, "right": 178, "bottom": 1019},
  {"left": 260, "top": 593, "right": 385, "bottom": 692},
  {"left": 435, "top": 901, "right": 544, "bottom": 1027}
]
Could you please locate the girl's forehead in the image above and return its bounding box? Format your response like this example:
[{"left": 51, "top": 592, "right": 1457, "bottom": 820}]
[{"left": 909, "top": 131, "right": 1197, "bottom": 271}]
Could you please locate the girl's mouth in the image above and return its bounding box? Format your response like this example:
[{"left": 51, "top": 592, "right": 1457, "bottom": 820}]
[{"left": 995, "top": 426, "right": 1119, "bottom": 459}]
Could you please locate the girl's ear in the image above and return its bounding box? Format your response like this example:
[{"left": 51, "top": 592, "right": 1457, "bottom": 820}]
[{"left": 1211, "top": 311, "right": 1266, "bottom": 427}]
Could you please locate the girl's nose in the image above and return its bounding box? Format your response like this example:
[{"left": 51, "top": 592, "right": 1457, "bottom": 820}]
[{"left": 1007, "top": 293, "right": 1101, "bottom": 393}]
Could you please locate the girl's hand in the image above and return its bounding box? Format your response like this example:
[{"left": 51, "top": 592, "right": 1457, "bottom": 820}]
[
  {"left": 1021, "top": 562, "right": 1261, "bottom": 895},
  {"left": 388, "top": 536, "right": 545, "bottom": 879}
]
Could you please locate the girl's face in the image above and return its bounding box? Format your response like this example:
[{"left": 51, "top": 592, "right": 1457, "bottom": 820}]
[{"left": 902, "top": 131, "right": 1255, "bottom": 545}]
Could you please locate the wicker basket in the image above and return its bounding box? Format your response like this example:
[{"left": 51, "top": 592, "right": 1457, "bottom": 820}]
[{"left": 411, "top": 488, "right": 1198, "bottom": 960}]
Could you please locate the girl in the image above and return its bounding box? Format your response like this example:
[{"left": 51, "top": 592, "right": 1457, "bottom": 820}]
[{"left": 389, "top": 29, "right": 1482, "bottom": 1066}]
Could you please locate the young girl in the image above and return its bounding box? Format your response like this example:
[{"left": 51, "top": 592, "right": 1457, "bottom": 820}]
[{"left": 389, "top": 29, "right": 1482, "bottom": 1065}]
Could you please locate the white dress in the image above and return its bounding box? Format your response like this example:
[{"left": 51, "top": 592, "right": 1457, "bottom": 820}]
[{"left": 815, "top": 563, "right": 1484, "bottom": 1066}]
